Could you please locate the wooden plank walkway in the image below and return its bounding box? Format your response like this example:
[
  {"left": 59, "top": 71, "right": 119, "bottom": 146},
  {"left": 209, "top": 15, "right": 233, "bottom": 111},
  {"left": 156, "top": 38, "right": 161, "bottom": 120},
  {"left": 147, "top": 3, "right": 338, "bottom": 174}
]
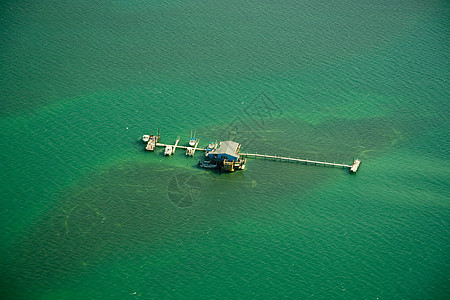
[
  {"left": 156, "top": 143, "right": 206, "bottom": 151},
  {"left": 240, "top": 153, "right": 352, "bottom": 168}
]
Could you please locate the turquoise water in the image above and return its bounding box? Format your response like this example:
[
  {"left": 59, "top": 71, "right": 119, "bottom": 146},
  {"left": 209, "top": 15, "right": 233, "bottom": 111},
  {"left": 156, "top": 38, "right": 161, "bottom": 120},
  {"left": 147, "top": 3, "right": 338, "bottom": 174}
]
[{"left": 1, "top": 0, "right": 449, "bottom": 298}]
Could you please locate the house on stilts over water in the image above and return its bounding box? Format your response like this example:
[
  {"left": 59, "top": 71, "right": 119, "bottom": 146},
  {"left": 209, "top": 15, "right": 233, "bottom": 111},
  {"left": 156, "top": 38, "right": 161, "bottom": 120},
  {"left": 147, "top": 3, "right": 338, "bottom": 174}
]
[{"left": 198, "top": 141, "right": 246, "bottom": 172}]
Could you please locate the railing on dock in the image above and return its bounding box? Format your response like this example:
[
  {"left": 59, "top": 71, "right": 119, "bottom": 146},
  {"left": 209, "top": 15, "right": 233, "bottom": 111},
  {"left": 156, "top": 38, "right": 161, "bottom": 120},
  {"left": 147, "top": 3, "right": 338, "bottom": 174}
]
[{"left": 240, "top": 153, "right": 358, "bottom": 170}]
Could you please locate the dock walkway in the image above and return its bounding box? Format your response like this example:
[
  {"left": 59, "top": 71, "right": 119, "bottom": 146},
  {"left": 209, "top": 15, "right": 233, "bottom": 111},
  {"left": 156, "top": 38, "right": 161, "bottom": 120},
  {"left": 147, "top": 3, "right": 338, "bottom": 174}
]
[
  {"left": 156, "top": 143, "right": 206, "bottom": 151},
  {"left": 240, "top": 153, "right": 352, "bottom": 168}
]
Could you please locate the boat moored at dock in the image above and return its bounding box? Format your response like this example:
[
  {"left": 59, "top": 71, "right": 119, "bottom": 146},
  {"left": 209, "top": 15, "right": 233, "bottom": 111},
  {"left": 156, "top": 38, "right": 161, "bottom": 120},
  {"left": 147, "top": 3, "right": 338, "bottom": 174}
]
[
  {"left": 186, "top": 147, "right": 195, "bottom": 156},
  {"left": 189, "top": 130, "right": 197, "bottom": 147},
  {"left": 164, "top": 145, "right": 173, "bottom": 156},
  {"left": 186, "top": 140, "right": 199, "bottom": 156}
]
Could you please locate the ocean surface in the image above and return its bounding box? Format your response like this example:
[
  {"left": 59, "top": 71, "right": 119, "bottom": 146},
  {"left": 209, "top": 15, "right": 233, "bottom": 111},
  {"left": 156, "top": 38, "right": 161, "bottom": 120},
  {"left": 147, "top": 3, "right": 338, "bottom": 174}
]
[{"left": 1, "top": 0, "right": 449, "bottom": 298}]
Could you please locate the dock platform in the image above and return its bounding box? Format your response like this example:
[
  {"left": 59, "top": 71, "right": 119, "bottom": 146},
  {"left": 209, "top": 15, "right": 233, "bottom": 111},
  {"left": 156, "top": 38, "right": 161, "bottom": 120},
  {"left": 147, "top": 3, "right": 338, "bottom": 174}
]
[
  {"left": 144, "top": 133, "right": 160, "bottom": 151},
  {"left": 350, "top": 159, "right": 361, "bottom": 173}
]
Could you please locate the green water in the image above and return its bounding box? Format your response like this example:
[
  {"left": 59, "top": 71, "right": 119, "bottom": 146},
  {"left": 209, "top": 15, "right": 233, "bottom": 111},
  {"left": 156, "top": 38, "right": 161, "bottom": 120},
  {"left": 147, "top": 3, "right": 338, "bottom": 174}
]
[{"left": 1, "top": 0, "right": 449, "bottom": 298}]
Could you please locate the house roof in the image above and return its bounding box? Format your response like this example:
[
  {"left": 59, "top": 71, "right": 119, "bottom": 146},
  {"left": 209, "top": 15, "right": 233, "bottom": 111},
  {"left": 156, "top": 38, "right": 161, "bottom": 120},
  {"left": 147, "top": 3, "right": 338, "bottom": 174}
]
[{"left": 209, "top": 141, "right": 240, "bottom": 157}]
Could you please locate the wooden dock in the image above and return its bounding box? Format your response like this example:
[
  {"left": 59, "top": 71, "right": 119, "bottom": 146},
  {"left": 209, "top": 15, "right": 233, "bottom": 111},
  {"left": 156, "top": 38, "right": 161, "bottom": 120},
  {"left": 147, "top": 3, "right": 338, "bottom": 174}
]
[
  {"left": 240, "top": 153, "right": 361, "bottom": 172},
  {"left": 186, "top": 141, "right": 200, "bottom": 156},
  {"left": 156, "top": 143, "right": 206, "bottom": 151},
  {"left": 144, "top": 134, "right": 160, "bottom": 151},
  {"left": 143, "top": 133, "right": 361, "bottom": 173}
]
